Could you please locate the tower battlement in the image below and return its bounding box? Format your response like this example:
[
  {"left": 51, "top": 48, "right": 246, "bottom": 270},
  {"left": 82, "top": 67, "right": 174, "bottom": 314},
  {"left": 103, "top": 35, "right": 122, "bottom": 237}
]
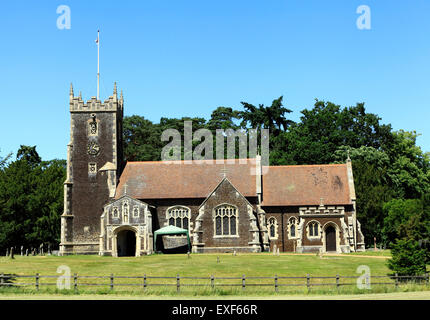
[{"left": 69, "top": 82, "right": 123, "bottom": 113}]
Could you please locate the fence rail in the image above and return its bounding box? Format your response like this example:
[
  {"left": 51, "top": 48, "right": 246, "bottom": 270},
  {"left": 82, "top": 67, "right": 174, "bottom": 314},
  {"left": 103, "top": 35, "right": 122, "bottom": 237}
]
[{"left": 0, "top": 272, "right": 428, "bottom": 292}]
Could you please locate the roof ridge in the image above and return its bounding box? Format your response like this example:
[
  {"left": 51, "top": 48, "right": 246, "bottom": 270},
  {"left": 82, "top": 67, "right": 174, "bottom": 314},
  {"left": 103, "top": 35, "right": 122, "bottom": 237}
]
[
  {"left": 263, "top": 163, "right": 346, "bottom": 168},
  {"left": 127, "top": 158, "right": 256, "bottom": 164}
]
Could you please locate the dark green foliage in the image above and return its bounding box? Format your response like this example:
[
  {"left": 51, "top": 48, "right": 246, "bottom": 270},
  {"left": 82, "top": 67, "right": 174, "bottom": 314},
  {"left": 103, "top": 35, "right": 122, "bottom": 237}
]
[
  {"left": 0, "top": 146, "right": 65, "bottom": 252},
  {"left": 285, "top": 100, "right": 393, "bottom": 165},
  {"left": 352, "top": 160, "right": 394, "bottom": 247},
  {"left": 383, "top": 199, "right": 428, "bottom": 246},
  {"left": 387, "top": 239, "right": 427, "bottom": 276},
  {"left": 123, "top": 115, "right": 162, "bottom": 161},
  {"left": 0, "top": 149, "right": 12, "bottom": 169}
]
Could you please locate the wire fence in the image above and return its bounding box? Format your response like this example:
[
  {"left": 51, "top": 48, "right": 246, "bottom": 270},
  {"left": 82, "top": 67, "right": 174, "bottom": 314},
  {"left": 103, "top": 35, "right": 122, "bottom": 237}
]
[{"left": 0, "top": 272, "right": 429, "bottom": 293}]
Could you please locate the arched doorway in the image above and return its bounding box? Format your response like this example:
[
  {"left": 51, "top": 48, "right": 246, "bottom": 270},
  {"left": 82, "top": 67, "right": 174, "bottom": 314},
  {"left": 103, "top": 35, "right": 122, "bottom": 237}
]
[
  {"left": 117, "top": 230, "right": 136, "bottom": 257},
  {"left": 325, "top": 226, "right": 336, "bottom": 252}
]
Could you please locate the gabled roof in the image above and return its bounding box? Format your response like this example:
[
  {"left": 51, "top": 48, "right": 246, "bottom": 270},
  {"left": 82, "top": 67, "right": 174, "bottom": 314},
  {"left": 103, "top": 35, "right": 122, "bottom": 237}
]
[
  {"left": 198, "top": 176, "right": 253, "bottom": 209},
  {"left": 104, "top": 194, "right": 148, "bottom": 207},
  {"left": 261, "top": 164, "right": 351, "bottom": 206},
  {"left": 115, "top": 159, "right": 257, "bottom": 200},
  {"left": 115, "top": 159, "right": 353, "bottom": 207}
]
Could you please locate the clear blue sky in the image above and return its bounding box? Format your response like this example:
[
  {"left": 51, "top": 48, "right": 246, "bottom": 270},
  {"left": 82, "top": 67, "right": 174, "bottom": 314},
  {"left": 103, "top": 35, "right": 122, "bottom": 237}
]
[{"left": 1, "top": 0, "right": 429, "bottom": 160}]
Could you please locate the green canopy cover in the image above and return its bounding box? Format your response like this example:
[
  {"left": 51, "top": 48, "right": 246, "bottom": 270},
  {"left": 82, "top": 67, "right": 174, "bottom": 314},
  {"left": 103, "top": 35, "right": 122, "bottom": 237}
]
[{"left": 153, "top": 225, "right": 191, "bottom": 251}]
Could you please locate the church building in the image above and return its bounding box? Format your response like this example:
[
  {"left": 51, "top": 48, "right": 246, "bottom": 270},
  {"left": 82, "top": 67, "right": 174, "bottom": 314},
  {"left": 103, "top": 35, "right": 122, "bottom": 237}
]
[{"left": 59, "top": 84, "right": 365, "bottom": 257}]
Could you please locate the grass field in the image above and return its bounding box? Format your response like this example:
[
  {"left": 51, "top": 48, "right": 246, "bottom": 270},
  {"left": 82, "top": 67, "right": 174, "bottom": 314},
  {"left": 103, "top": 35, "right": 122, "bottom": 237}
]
[
  {"left": 0, "top": 252, "right": 392, "bottom": 277},
  {"left": 0, "top": 251, "right": 428, "bottom": 297}
]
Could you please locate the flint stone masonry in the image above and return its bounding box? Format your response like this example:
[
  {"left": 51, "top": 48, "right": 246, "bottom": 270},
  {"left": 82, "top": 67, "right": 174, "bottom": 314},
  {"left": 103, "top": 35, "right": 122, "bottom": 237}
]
[{"left": 59, "top": 82, "right": 364, "bottom": 256}]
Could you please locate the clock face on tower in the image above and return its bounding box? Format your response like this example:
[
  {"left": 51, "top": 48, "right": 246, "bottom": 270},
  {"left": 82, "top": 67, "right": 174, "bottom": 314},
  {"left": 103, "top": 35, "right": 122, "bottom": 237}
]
[{"left": 87, "top": 141, "right": 100, "bottom": 156}]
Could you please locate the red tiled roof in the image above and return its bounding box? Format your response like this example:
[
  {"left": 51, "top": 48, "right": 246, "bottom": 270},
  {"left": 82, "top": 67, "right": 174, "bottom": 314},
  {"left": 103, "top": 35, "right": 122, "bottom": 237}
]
[
  {"left": 115, "top": 159, "right": 257, "bottom": 199},
  {"left": 261, "top": 164, "right": 351, "bottom": 206},
  {"left": 116, "top": 159, "right": 352, "bottom": 206}
]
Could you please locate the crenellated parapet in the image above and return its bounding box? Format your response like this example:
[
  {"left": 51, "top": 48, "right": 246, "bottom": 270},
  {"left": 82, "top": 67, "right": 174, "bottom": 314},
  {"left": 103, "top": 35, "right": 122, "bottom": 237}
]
[
  {"left": 69, "top": 82, "right": 124, "bottom": 113},
  {"left": 299, "top": 205, "right": 345, "bottom": 217}
]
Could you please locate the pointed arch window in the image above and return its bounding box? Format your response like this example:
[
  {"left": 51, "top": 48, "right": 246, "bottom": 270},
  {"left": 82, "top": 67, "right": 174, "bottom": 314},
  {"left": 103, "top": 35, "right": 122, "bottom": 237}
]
[
  {"left": 288, "top": 217, "right": 298, "bottom": 239},
  {"left": 308, "top": 221, "right": 320, "bottom": 239},
  {"left": 214, "top": 204, "right": 238, "bottom": 237},
  {"left": 267, "top": 217, "right": 278, "bottom": 240},
  {"left": 122, "top": 202, "right": 129, "bottom": 224},
  {"left": 166, "top": 206, "right": 190, "bottom": 230}
]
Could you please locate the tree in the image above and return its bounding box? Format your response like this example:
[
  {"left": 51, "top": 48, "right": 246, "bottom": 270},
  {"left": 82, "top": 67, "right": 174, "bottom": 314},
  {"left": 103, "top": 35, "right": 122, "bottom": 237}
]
[
  {"left": 16, "top": 145, "right": 41, "bottom": 166},
  {"left": 382, "top": 199, "right": 425, "bottom": 245},
  {"left": 0, "top": 146, "right": 65, "bottom": 252},
  {"left": 207, "top": 106, "right": 240, "bottom": 132},
  {"left": 123, "top": 115, "right": 162, "bottom": 162},
  {"left": 385, "top": 130, "right": 430, "bottom": 199},
  {"left": 240, "top": 96, "right": 294, "bottom": 134},
  {"left": 0, "top": 149, "right": 12, "bottom": 169},
  {"left": 387, "top": 238, "right": 427, "bottom": 276},
  {"left": 239, "top": 96, "right": 295, "bottom": 164},
  {"left": 285, "top": 100, "right": 392, "bottom": 165}
]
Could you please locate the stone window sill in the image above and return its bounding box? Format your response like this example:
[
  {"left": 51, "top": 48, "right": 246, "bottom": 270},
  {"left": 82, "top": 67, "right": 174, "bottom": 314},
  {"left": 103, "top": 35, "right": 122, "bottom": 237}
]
[{"left": 213, "top": 235, "right": 239, "bottom": 239}]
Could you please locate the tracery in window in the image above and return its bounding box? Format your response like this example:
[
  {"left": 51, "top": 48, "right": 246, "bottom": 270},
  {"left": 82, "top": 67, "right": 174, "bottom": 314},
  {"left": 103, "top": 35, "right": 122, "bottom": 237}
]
[
  {"left": 289, "top": 217, "right": 298, "bottom": 239},
  {"left": 214, "top": 204, "right": 238, "bottom": 236},
  {"left": 308, "top": 221, "right": 320, "bottom": 238},
  {"left": 167, "top": 206, "right": 190, "bottom": 230},
  {"left": 267, "top": 217, "right": 278, "bottom": 239}
]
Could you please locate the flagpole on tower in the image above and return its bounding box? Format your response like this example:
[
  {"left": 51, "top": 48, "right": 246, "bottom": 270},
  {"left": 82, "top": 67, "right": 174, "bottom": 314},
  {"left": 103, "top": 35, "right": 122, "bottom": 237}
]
[{"left": 95, "top": 29, "right": 100, "bottom": 100}]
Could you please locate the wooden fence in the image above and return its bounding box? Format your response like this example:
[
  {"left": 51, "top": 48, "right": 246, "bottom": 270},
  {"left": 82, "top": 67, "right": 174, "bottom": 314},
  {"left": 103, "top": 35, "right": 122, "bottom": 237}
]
[{"left": 0, "top": 273, "right": 429, "bottom": 292}]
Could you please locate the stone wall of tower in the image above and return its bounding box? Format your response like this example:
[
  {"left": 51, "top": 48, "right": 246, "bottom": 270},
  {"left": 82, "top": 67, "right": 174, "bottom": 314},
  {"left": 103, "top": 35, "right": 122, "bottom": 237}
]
[{"left": 60, "top": 84, "right": 124, "bottom": 255}]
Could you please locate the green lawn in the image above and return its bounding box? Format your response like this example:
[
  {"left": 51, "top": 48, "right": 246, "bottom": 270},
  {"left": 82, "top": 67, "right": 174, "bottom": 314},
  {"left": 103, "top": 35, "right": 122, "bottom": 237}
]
[
  {"left": 345, "top": 250, "right": 391, "bottom": 257},
  {"left": 0, "top": 253, "right": 391, "bottom": 277},
  {"left": 0, "top": 252, "right": 427, "bottom": 297}
]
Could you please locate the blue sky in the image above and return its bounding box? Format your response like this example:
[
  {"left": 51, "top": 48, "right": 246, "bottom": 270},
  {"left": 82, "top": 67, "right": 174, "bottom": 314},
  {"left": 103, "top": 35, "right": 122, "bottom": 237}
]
[{"left": 0, "top": 0, "right": 429, "bottom": 160}]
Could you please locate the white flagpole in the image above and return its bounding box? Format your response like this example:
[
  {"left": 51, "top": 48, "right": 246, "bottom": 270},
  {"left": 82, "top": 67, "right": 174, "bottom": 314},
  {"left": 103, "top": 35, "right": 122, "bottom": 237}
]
[{"left": 96, "top": 30, "right": 100, "bottom": 100}]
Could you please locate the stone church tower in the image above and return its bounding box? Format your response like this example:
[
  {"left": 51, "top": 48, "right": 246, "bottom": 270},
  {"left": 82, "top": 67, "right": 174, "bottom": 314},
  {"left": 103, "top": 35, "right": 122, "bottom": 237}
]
[{"left": 59, "top": 83, "right": 124, "bottom": 255}]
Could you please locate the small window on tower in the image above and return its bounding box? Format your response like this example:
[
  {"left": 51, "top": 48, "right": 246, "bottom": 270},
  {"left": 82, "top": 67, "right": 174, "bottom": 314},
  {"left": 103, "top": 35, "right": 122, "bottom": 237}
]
[
  {"left": 88, "top": 162, "right": 97, "bottom": 175},
  {"left": 88, "top": 114, "right": 99, "bottom": 136}
]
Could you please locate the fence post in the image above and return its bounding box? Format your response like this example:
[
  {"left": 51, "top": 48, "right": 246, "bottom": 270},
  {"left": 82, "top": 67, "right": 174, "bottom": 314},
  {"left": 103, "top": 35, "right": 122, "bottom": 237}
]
[
  {"left": 426, "top": 273, "right": 429, "bottom": 286},
  {"left": 74, "top": 273, "right": 78, "bottom": 292},
  {"left": 274, "top": 274, "right": 278, "bottom": 293},
  {"left": 395, "top": 273, "right": 399, "bottom": 290},
  {"left": 177, "top": 274, "right": 180, "bottom": 293},
  {"left": 143, "top": 274, "right": 147, "bottom": 290},
  {"left": 211, "top": 275, "right": 214, "bottom": 290},
  {"left": 110, "top": 274, "right": 114, "bottom": 291},
  {"left": 35, "top": 273, "right": 39, "bottom": 291},
  {"left": 306, "top": 274, "right": 310, "bottom": 292},
  {"left": 0, "top": 272, "right": 3, "bottom": 287},
  {"left": 242, "top": 274, "right": 246, "bottom": 291},
  {"left": 336, "top": 274, "right": 340, "bottom": 291}
]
